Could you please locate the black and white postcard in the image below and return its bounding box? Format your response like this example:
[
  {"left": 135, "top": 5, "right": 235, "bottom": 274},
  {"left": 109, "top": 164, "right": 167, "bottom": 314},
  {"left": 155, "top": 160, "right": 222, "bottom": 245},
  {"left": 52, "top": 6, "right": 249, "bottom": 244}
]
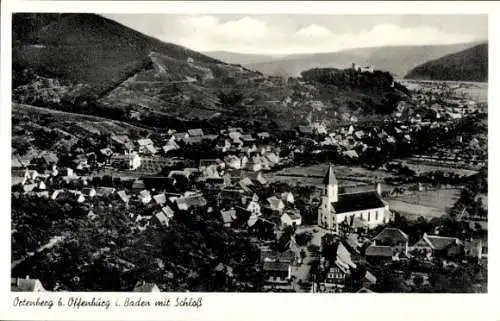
[{"left": 1, "top": 1, "right": 498, "bottom": 321}]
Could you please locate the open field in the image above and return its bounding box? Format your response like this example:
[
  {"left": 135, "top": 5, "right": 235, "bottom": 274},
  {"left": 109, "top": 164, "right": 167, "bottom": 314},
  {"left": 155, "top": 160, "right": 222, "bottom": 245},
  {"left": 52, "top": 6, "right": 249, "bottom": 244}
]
[
  {"left": 387, "top": 188, "right": 460, "bottom": 220},
  {"left": 397, "top": 158, "right": 479, "bottom": 176},
  {"left": 268, "top": 163, "right": 397, "bottom": 187}
]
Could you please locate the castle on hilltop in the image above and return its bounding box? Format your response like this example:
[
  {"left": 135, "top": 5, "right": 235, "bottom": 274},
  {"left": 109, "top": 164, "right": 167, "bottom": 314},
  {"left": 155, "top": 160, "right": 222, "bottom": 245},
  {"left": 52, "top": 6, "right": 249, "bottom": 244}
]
[{"left": 352, "top": 63, "right": 374, "bottom": 73}]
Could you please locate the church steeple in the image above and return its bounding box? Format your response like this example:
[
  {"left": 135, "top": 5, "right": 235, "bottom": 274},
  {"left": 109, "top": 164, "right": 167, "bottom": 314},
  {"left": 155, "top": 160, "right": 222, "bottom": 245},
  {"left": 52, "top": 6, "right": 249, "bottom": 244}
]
[
  {"left": 323, "top": 163, "right": 338, "bottom": 203},
  {"left": 323, "top": 163, "right": 337, "bottom": 186}
]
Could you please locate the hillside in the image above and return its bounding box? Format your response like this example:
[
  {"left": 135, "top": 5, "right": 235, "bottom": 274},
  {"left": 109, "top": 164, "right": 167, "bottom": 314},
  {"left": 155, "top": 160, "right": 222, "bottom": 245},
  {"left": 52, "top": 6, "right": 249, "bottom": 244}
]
[
  {"left": 245, "top": 43, "right": 482, "bottom": 78},
  {"left": 404, "top": 43, "right": 488, "bottom": 82},
  {"left": 12, "top": 13, "right": 410, "bottom": 131},
  {"left": 12, "top": 13, "right": 225, "bottom": 95}
]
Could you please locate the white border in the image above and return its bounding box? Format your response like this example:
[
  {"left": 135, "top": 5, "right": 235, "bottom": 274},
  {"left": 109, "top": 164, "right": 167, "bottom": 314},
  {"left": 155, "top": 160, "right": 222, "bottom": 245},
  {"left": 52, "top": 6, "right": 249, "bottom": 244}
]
[{"left": 1, "top": 2, "right": 499, "bottom": 321}]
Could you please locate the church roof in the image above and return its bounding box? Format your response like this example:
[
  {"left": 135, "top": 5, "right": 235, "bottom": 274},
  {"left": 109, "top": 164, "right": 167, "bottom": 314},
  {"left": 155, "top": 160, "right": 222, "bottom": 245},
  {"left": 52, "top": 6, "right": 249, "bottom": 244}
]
[
  {"left": 323, "top": 163, "right": 337, "bottom": 185},
  {"left": 333, "top": 192, "right": 385, "bottom": 214}
]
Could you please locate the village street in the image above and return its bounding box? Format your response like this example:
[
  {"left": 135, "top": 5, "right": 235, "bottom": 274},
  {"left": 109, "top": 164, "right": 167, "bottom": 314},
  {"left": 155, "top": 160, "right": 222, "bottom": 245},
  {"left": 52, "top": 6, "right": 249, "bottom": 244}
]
[{"left": 291, "top": 225, "right": 327, "bottom": 292}]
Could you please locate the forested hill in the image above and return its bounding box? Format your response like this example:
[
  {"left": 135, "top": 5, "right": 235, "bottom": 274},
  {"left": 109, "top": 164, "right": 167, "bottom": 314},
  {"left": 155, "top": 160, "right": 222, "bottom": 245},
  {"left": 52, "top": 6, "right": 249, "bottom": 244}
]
[
  {"left": 404, "top": 43, "right": 488, "bottom": 82},
  {"left": 301, "top": 68, "right": 410, "bottom": 114},
  {"left": 12, "top": 13, "right": 225, "bottom": 95}
]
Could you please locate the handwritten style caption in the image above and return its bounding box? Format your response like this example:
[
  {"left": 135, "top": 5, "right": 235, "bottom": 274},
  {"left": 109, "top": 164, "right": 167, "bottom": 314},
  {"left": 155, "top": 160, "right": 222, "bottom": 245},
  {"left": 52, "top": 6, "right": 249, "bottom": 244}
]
[{"left": 13, "top": 296, "right": 203, "bottom": 310}]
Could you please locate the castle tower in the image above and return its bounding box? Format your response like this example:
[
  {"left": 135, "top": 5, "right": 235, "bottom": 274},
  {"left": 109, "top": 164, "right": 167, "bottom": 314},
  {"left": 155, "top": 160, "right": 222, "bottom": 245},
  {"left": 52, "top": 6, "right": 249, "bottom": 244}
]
[{"left": 323, "top": 163, "right": 338, "bottom": 203}]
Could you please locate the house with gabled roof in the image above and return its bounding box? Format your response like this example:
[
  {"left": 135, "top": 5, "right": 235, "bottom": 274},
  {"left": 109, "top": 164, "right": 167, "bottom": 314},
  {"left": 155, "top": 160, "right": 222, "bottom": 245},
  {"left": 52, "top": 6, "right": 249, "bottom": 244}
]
[
  {"left": 11, "top": 276, "right": 45, "bottom": 292},
  {"left": 373, "top": 227, "right": 409, "bottom": 255},
  {"left": 188, "top": 128, "right": 204, "bottom": 137},
  {"left": 139, "top": 190, "right": 152, "bottom": 204},
  {"left": 117, "top": 190, "right": 130, "bottom": 204},
  {"left": 221, "top": 208, "right": 237, "bottom": 227},
  {"left": 281, "top": 211, "right": 302, "bottom": 227},
  {"left": 163, "top": 140, "right": 180, "bottom": 154},
  {"left": 133, "top": 281, "right": 160, "bottom": 292},
  {"left": 154, "top": 211, "right": 170, "bottom": 227},
  {"left": 365, "top": 245, "right": 394, "bottom": 264},
  {"left": 267, "top": 196, "right": 285, "bottom": 214},
  {"left": 412, "top": 233, "right": 464, "bottom": 259},
  {"left": 263, "top": 261, "right": 292, "bottom": 290}
]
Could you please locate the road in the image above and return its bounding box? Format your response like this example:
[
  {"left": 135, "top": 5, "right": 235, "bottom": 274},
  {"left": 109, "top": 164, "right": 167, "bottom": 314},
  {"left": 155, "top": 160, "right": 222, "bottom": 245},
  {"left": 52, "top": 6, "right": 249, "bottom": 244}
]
[{"left": 290, "top": 225, "right": 327, "bottom": 292}]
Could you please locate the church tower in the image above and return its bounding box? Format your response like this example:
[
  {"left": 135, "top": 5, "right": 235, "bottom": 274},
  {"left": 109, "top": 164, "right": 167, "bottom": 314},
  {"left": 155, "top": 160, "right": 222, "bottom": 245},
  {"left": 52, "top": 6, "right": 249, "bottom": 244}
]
[
  {"left": 318, "top": 163, "right": 339, "bottom": 231},
  {"left": 323, "top": 163, "right": 338, "bottom": 203}
]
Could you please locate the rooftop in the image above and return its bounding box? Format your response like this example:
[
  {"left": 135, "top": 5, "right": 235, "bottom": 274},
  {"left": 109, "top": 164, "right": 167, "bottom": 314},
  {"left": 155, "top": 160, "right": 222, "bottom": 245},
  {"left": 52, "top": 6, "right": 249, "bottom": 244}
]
[
  {"left": 365, "top": 245, "right": 393, "bottom": 257},
  {"left": 333, "top": 192, "right": 385, "bottom": 214}
]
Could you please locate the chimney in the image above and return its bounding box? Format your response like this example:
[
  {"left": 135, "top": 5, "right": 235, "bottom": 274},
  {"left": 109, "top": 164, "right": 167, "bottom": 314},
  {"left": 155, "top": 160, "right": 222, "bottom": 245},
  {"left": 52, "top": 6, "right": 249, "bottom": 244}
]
[
  {"left": 26, "top": 275, "right": 30, "bottom": 280},
  {"left": 376, "top": 183, "right": 382, "bottom": 195}
]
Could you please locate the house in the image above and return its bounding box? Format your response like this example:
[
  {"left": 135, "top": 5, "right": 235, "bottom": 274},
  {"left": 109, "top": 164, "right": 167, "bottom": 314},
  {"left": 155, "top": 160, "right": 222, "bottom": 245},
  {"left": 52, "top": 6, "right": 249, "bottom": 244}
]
[
  {"left": 77, "top": 194, "right": 86, "bottom": 203},
  {"left": 464, "top": 238, "right": 488, "bottom": 261},
  {"left": 242, "top": 195, "right": 261, "bottom": 217},
  {"left": 188, "top": 128, "right": 204, "bottom": 137},
  {"left": 365, "top": 245, "right": 393, "bottom": 264},
  {"left": 184, "top": 136, "right": 204, "bottom": 146},
  {"left": 95, "top": 187, "right": 116, "bottom": 197},
  {"left": 267, "top": 196, "right": 285, "bottom": 213},
  {"left": 82, "top": 187, "right": 97, "bottom": 198},
  {"left": 218, "top": 188, "right": 244, "bottom": 208},
  {"left": 321, "top": 242, "right": 357, "bottom": 290},
  {"left": 152, "top": 193, "right": 167, "bottom": 205},
  {"left": 257, "top": 132, "right": 271, "bottom": 140},
  {"left": 241, "top": 134, "right": 256, "bottom": 144},
  {"left": 412, "top": 233, "right": 464, "bottom": 259},
  {"left": 228, "top": 127, "right": 243, "bottom": 133},
  {"left": 111, "top": 135, "right": 134, "bottom": 153},
  {"left": 221, "top": 209, "right": 237, "bottom": 227},
  {"left": 357, "top": 287, "right": 374, "bottom": 293},
  {"left": 11, "top": 276, "right": 46, "bottom": 292},
  {"left": 110, "top": 153, "right": 140, "bottom": 170},
  {"left": 117, "top": 190, "right": 130, "bottom": 204},
  {"left": 172, "top": 132, "right": 189, "bottom": 141},
  {"left": 215, "top": 139, "right": 232, "bottom": 153},
  {"left": 100, "top": 148, "right": 114, "bottom": 158},
  {"left": 37, "top": 191, "right": 49, "bottom": 199},
  {"left": 154, "top": 211, "right": 170, "bottom": 227},
  {"left": 280, "top": 211, "right": 302, "bottom": 227},
  {"left": 239, "top": 177, "right": 254, "bottom": 192},
  {"left": 343, "top": 150, "right": 359, "bottom": 159},
  {"left": 298, "top": 125, "right": 314, "bottom": 135},
  {"left": 265, "top": 152, "right": 280, "bottom": 165},
  {"left": 139, "top": 190, "right": 152, "bottom": 204},
  {"left": 318, "top": 164, "right": 388, "bottom": 232},
  {"left": 163, "top": 140, "right": 180, "bottom": 154},
  {"left": 372, "top": 227, "right": 409, "bottom": 255},
  {"left": 263, "top": 261, "right": 292, "bottom": 289},
  {"left": 133, "top": 281, "right": 160, "bottom": 292},
  {"left": 176, "top": 193, "right": 207, "bottom": 211},
  {"left": 87, "top": 210, "right": 98, "bottom": 220},
  {"left": 255, "top": 172, "right": 268, "bottom": 185},
  {"left": 281, "top": 192, "right": 294, "bottom": 204},
  {"left": 224, "top": 155, "right": 242, "bottom": 170}
]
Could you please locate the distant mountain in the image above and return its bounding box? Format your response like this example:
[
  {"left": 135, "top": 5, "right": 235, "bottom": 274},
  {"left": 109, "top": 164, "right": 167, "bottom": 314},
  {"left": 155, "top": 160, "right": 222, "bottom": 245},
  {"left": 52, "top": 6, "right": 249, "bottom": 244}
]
[
  {"left": 12, "top": 13, "right": 409, "bottom": 131},
  {"left": 404, "top": 43, "right": 488, "bottom": 82},
  {"left": 244, "top": 43, "right": 483, "bottom": 78},
  {"left": 202, "top": 51, "right": 282, "bottom": 66}
]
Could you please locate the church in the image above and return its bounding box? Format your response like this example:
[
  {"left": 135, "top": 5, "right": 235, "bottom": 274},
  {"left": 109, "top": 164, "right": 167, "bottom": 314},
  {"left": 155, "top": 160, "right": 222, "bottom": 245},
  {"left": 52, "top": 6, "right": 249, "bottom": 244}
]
[{"left": 317, "top": 164, "right": 391, "bottom": 232}]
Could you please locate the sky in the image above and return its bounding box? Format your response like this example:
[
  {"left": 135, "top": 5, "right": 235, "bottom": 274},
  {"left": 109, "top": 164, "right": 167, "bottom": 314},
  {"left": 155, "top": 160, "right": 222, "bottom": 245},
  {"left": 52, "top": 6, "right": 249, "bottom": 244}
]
[{"left": 104, "top": 14, "right": 488, "bottom": 55}]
